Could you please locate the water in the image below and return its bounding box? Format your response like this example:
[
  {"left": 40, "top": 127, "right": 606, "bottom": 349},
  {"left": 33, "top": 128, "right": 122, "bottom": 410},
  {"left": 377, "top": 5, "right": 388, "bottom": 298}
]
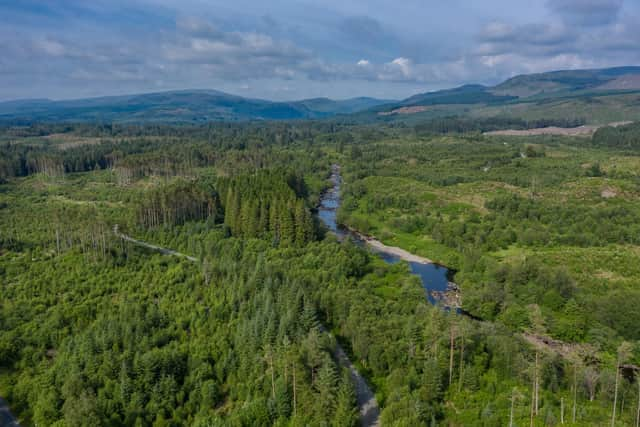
[
  {"left": 317, "top": 165, "right": 456, "bottom": 306},
  {"left": 409, "top": 262, "right": 455, "bottom": 304},
  {"left": 317, "top": 169, "right": 344, "bottom": 236}
]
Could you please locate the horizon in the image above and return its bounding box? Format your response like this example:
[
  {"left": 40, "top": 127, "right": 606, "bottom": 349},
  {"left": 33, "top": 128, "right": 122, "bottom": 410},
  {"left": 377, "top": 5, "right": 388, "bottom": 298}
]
[
  {"left": 0, "top": 88, "right": 399, "bottom": 104},
  {"left": 3, "top": 64, "right": 640, "bottom": 105},
  {"left": 3, "top": 3, "right": 640, "bottom": 425},
  {"left": 1, "top": 0, "right": 639, "bottom": 102}
]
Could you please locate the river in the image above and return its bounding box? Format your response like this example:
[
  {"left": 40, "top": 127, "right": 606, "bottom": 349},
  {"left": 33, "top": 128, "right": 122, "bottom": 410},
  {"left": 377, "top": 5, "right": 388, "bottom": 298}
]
[
  {"left": 0, "top": 397, "right": 20, "bottom": 427},
  {"left": 318, "top": 164, "right": 460, "bottom": 308}
]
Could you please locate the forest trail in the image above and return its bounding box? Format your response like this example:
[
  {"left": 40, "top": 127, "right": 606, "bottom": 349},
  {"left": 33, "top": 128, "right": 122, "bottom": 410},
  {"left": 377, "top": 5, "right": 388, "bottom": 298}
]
[
  {"left": 0, "top": 397, "right": 20, "bottom": 427},
  {"left": 113, "top": 226, "right": 379, "bottom": 425},
  {"left": 320, "top": 326, "right": 380, "bottom": 427},
  {"left": 333, "top": 340, "right": 381, "bottom": 426},
  {"left": 113, "top": 225, "right": 198, "bottom": 262}
]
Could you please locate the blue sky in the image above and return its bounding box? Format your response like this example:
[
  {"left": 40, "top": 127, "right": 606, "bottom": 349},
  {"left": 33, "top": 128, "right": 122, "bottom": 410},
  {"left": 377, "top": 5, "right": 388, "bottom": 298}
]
[{"left": 0, "top": 0, "right": 638, "bottom": 101}]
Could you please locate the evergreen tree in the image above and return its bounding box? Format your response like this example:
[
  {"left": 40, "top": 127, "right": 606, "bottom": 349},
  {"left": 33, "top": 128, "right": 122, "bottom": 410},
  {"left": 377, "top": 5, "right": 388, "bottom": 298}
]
[
  {"left": 333, "top": 371, "right": 358, "bottom": 427},
  {"left": 315, "top": 355, "right": 338, "bottom": 415}
]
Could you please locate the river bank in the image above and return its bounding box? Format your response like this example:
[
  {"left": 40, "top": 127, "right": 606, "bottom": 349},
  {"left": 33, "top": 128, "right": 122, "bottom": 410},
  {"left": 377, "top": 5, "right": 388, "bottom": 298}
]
[
  {"left": 318, "top": 165, "right": 462, "bottom": 310},
  {"left": 344, "top": 226, "right": 434, "bottom": 264},
  {"left": 358, "top": 226, "right": 463, "bottom": 309}
]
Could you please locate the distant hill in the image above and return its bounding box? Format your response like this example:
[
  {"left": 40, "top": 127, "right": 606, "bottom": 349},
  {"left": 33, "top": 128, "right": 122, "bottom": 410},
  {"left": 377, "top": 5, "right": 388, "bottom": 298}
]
[
  {"left": 597, "top": 74, "right": 640, "bottom": 91},
  {"left": 491, "top": 66, "right": 640, "bottom": 97},
  {"left": 293, "top": 97, "right": 395, "bottom": 114},
  {"left": 2, "top": 66, "right": 640, "bottom": 124},
  {"left": 372, "top": 66, "right": 640, "bottom": 124},
  {"left": 0, "top": 90, "right": 393, "bottom": 123},
  {"left": 401, "top": 84, "right": 516, "bottom": 106}
]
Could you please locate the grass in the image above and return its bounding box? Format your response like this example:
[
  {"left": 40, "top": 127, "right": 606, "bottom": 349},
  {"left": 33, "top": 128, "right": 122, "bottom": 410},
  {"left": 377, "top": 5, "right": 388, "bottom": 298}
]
[
  {"left": 475, "top": 93, "right": 640, "bottom": 124},
  {"left": 337, "top": 132, "right": 640, "bottom": 339},
  {"left": 381, "top": 92, "right": 640, "bottom": 126},
  {"left": 345, "top": 205, "right": 462, "bottom": 267}
]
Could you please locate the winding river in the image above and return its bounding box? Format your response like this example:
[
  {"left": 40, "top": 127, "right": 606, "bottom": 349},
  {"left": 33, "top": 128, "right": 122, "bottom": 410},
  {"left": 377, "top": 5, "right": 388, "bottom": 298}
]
[{"left": 318, "top": 165, "right": 460, "bottom": 307}]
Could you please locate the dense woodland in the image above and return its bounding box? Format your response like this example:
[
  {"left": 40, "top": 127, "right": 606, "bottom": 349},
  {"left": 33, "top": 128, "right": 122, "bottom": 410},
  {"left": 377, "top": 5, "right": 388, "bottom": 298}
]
[
  {"left": 1, "top": 120, "right": 640, "bottom": 426},
  {"left": 593, "top": 122, "right": 640, "bottom": 150}
]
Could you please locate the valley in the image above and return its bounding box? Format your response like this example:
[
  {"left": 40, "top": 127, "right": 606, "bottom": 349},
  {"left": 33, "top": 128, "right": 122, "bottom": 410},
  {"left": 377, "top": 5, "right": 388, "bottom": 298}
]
[
  {"left": 2, "top": 117, "right": 640, "bottom": 425},
  {"left": 2, "top": 67, "right": 640, "bottom": 426},
  {"left": 3, "top": 0, "right": 640, "bottom": 424}
]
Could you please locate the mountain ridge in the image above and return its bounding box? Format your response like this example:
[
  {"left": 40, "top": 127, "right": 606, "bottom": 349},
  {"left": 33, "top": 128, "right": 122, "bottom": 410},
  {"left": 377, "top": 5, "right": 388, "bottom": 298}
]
[
  {"left": 391, "top": 66, "right": 640, "bottom": 109},
  {"left": 2, "top": 66, "right": 640, "bottom": 123},
  {"left": 0, "top": 90, "right": 394, "bottom": 123}
]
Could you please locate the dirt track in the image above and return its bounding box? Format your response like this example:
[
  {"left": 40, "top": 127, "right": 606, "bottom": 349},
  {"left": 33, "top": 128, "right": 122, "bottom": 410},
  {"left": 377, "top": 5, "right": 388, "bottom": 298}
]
[
  {"left": 114, "top": 225, "right": 198, "bottom": 262},
  {"left": 333, "top": 343, "right": 380, "bottom": 426}
]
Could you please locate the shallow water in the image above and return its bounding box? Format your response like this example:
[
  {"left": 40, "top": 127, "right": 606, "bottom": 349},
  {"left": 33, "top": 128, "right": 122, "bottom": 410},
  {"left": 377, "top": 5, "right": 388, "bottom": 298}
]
[{"left": 317, "top": 165, "right": 454, "bottom": 305}]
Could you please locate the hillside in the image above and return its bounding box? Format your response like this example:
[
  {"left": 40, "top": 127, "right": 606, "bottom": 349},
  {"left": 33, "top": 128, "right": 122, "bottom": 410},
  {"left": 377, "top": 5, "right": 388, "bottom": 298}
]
[
  {"left": 2, "top": 66, "right": 640, "bottom": 125},
  {"left": 4, "top": 121, "right": 640, "bottom": 425},
  {"left": 401, "top": 84, "right": 516, "bottom": 106},
  {"left": 0, "top": 90, "right": 392, "bottom": 123},
  {"left": 491, "top": 66, "right": 640, "bottom": 97},
  {"left": 373, "top": 66, "right": 640, "bottom": 125}
]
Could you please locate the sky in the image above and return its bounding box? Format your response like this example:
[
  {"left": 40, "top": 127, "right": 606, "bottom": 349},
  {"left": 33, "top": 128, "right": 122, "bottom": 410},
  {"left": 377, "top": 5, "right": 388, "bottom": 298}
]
[{"left": 0, "top": 0, "right": 639, "bottom": 101}]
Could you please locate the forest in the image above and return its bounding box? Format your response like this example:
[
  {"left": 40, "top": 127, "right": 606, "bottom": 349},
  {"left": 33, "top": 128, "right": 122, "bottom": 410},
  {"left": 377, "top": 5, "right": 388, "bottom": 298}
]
[{"left": 1, "top": 120, "right": 640, "bottom": 426}]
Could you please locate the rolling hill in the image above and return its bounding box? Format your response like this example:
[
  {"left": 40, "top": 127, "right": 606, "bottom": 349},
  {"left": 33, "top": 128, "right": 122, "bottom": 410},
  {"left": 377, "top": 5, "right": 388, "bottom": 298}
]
[
  {"left": 372, "top": 66, "right": 640, "bottom": 124},
  {"left": 0, "top": 90, "right": 393, "bottom": 123},
  {"left": 381, "top": 66, "right": 640, "bottom": 111},
  {"left": 2, "top": 66, "right": 640, "bottom": 124},
  {"left": 491, "top": 66, "right": 640, "bottom": 97}
]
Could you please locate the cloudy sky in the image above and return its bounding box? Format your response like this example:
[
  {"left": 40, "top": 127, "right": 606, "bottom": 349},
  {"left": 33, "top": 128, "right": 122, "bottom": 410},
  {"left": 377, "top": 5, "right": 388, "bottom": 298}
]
[{"left": 1, "top": 0, "right": 639, "bottom": 101}]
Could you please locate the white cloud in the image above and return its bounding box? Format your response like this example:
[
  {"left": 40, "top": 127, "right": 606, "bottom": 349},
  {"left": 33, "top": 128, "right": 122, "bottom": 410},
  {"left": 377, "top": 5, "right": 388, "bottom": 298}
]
[
  {"left": 389, "top": 57, "right": 411, "bottom": 77},
  {"left": 1, "top": 0, "right": 639, "bottom": 101}
]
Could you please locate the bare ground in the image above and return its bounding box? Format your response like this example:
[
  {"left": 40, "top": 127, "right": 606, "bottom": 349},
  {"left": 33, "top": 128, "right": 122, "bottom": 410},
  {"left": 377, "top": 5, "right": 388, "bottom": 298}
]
[
  {"left": 484, "top": 121, "right": 632, "bottom": 137},
  {"left": 522, "top": 333, "right": 584, "bottom": 360},
  {"left": 347, "top": 228, "right": 433, "bottom": 264},
  {"left": 378, "top": 106, "right": 431, "bottom": 116}
]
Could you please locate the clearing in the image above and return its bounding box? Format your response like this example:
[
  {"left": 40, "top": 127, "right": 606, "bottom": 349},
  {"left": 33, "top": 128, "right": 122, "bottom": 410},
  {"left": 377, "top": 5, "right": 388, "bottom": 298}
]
[{"left": 484, "top": 121, "right": 632, "bottom": 137}]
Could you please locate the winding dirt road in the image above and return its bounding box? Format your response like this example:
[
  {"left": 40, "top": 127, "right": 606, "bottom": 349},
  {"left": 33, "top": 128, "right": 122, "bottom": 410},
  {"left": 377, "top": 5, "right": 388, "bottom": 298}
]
[
  {"left": 334, "top": 343, "right": 381, "bottom": 426},
  {"left": 113, "top": 225, "right": 198, "bottom": 262}
]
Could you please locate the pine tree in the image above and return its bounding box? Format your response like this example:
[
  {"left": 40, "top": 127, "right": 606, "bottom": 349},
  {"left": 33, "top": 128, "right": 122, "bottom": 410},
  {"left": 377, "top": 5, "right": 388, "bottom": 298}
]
[
  {"left": 248, "top": 200, "right": 260, "bottom": 237},
  {"left": 302, "top": 329, "right": 324, "bottom": 384},
  {"left": 279, "top": 199, "right": 295, "bottom": 245},
  {"left": 293, "top": 200, "right": 314, "bottom": 245},
  {"left": 269, "top": 201, "right": 280, "bottom": 244},
  {"left": 315, "top": 355, "right": 338, "bottom": 415},
  {"left": 239, "top": 200, "right": 253, "bottom": 237},
  {"left": 224, "top": 188, "right": 237, "bottom": 232},
  {"left": 258, "top": 200, "right": 269, "bottom": 237},
  {"left": 274, "top": 377, "right": 292, "bottom": 419},
  {"left": 301, "top": 298, "right": 320, "bottom": 332},
  {"left": 333, "top": 371, "right": 357, "bottom": 427}
]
